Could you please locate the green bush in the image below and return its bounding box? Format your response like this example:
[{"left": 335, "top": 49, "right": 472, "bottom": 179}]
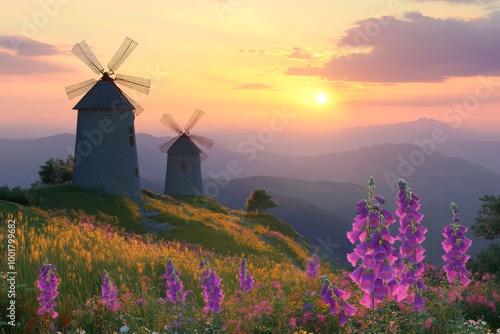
[
  {"left": 469, "top": 243, "right": 500, "bottom": 281},
  {"left": 0, "top": 186, "right": 41, "bottom": 206}
]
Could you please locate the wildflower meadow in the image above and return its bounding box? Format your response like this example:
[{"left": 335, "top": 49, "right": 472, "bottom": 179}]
[{"left": 0, "top": 179, "right": 499, "bottom": 333}]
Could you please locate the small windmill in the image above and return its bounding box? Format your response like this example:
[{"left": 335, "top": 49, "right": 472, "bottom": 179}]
[
  {"left": 159, "top": 109, "right": 214, "bottom": 196},
  {"left": 65, "top": 37, "right": 150, "bottom": 200}
]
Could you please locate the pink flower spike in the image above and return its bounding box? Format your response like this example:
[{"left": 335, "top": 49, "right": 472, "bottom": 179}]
[
  {"left": 347, "top": 252, "right": 359, "bottom": 267},
  {"left": 360, "top": 272, "right": 374, "bottom": 293},
  {"left": 414, "top": 294, "right": 424, "bottom": 311},
  {"left": 333, "top": 287, "right": 351, "bottom": 300},
  {"left": 360, "top": 292, "right": 372, "bottom": 308},
  {"left": 343, "top": 301, "right": 357, "bottom": 316}
]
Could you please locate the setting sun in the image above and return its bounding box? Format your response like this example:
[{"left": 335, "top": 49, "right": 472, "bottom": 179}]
[{"left": 316, "top": 93, "right": 328, "bottom": 104}]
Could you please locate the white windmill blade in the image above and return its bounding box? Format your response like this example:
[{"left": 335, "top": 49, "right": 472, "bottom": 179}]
[
  {"left": 184, "top": 109, "right": 205, "bottom": 132},
  {"left": 71, "top": 40, "right": 105, "bottom": 75},
  {"left": 115, "top": 74, "right": 151, "bottom": 95},
  {"left": 65, "top": 79, "right": 97, "bottom": 100},
  {"left": 160, "top": 113, "right": 183, "bottom": 134},
  {"left": 159, "top": 136, "right": 179, "bottom": 153},
  {"left": 120, "top": 91, "right": 144, "bottom": 115},
  {"left": 190, "top": 134, "right": 214, "bottom": 150},
  {"left": 107, "top": 37, "right": 138, "bottom": 73}
]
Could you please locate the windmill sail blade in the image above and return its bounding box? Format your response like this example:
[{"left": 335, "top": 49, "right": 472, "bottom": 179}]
[
  {"left": 184, "top": 109, "right": 205, "bottom": 132},
  {"left": 65, "top": 79, "right": 97, "bottom": 99},
  {"left": 115, "top": 74, "right": 151, "bottom": 95},
  {"left": 160, "top": 113, "right": 183, "bottom": 134},
  {"left": 190, "top": 134, "right": 214, "bottom": 150},
  {"left": 120, "top": 91, "right": 144, "bottom": 115},
  {"left": 107, "top": 37, "right": 138, "bottom": 73},
  {"left": 72, "top": 41, "right": 105, "bottom": 75},
  {"left": 159, "top": 136, "right": 179, "bottom": 153},
  {"left": 200, "top": 152, "right": 208, "bottom": 161}
]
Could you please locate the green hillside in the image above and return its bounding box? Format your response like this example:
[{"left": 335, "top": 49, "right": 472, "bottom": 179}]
[
  {"left": 0, "top": 185, "right": 328, "bottom": 333},
  {"left": 2, "top": 185, "right": 499, "bottom": 334}
]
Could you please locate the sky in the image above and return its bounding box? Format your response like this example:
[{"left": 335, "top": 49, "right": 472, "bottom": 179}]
[{"left": 1, "top": 0, "right": 500, "bottom": 139}]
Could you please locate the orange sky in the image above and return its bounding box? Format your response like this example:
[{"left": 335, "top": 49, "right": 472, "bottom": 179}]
[{"left": 1, "top": 0, "right": 499, "bottom": 139}]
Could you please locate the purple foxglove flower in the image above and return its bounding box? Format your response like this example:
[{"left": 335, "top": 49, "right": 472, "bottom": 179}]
[
  {"left": 37, "top": 263, "right": 59, "bottom": 319},
  {"left": 333, "top": 287, "right": 350, "bottom": 299},
  {"left": 379, "top": 263, "right": 395, "bottom": 282},
  {"left": 320, "top": 276, "right": 357, "bottom": 327},
  {"left": 373, "top": 278, "right": 388, "bottom": 299},
  {"left": 347, "top": 177, "right": 400, "bottom": 309},
  {"left": 102, "top": 270, "right": 119, "bottom": 311},
  {"left": 239, "top": 258, "right": 255, "bottom": 292},
  {"left": 395, "top": 180, "right": 427, "bottom": 310},
  {"left": 347, "top": 251, "right": 359, "bottom": 267},
  {"left": 360, "top": 272, "right": 375, "bottom": 293},
  {"left": 441, "top": 203, "right": 472, "bottom": 286},
  {"left": 161, "top": 260, "right": 187, "bottom": 303},
  {"left": 414, "top": 294, "right": 424, "bottom": 312},
  {"left": 200, "top": 261, "right": 224, "bottom": 314},
  {"left": 354, "top": 241, "right": 368, "bottom": 257},
  {"left": 306, "top": 254, "right": 320, "bottom": 279},
  {"left": 362, "top": 253, "right": 377, "bottom": 270}
]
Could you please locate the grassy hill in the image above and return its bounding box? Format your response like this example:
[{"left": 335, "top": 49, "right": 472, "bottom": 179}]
[
  {"left": 0, "top": 185, "right": 328, "bottom": 333},
  {"left": 2, "top": 185, "right": 499, "bottom": 333}
]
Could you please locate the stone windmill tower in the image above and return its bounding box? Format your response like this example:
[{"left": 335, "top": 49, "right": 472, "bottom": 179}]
[
  {"left": 65, "top": 37, "right": 150, "bottom": 201},
  {"left": 159, "top": 110, "right": 214, "bottom": 196}
]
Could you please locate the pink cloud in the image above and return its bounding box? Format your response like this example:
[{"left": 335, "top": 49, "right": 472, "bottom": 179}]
[
  {"left": 0, "top": 35, "right": 70, "bottom": 75},
  {"left": 287, "top": 12, "right": 500, "bottom": 82}
]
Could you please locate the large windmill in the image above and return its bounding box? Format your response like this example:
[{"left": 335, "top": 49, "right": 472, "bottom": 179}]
[
  {"left": 65, "top": 37, "right": 150, "bottom": 201},
  {"left": 159, "top": 109, "right": 214, "bottom": 196}
]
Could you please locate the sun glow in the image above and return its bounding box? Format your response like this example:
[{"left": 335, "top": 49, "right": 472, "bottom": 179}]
[{"left": 316, "top": 93, "right": 328, "bottom": 104}]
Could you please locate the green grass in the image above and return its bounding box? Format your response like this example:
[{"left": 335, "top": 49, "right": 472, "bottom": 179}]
[
  {"left": 29, "top": 185, "right": 143, "bottom": 232},
  {"left": 173, "top": 195, "right": 229, "bottom": 214},
  {"left": 249, "top": 214, "right": 301, "bottom": 240}
]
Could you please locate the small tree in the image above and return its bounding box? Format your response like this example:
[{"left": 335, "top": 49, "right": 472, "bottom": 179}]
[
  {"left": 245, "top": 188, "right": 278, "bottom": 215},
  {"left": 38, "top": 154, "right": 74, "bottom": 185},
  {"left": 472, "top": 194, "right": 500, "bottom": 240},
  {"left": 470, "top": 194, "right": 500, "bottom": 281}
]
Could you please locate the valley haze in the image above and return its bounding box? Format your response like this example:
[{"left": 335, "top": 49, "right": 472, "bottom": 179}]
[{"left": 1, "top": 118, "right": 499, "bottom": 265}]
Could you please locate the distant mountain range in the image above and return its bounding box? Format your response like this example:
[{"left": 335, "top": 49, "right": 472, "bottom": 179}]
[{"left": 1, "top": 118, "right": 498, "bottom": 264}]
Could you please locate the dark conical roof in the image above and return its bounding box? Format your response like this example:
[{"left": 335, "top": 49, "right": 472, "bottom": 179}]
[
  {"left": 168, "top": 136, "right": 202, "bottom": 155},
  {"left": 73, "top": 80, "right": 134, "bottom": 110}
]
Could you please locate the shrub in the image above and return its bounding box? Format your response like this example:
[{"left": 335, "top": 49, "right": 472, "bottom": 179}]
[{"left": 0, "top": 185, "right": 41, "bottom": 206}]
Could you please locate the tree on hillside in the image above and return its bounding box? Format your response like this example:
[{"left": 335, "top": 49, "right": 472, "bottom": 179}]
[
  {"left": 470, "top": 194, "right": 500, "bottom": 281},
  {"left": 245, "top": 188, "right": 278, "bottom": 215},
  {"left": 38, "top": 154, "right": 74, "bottom": 185},
  {"left": 472, "top": 194, "right": 500, "bottom": 240}
]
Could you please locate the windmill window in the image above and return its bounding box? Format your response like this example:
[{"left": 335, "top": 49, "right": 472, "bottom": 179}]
[
  {"left": 128, "top": 126, "right": 134, "bottom": 135},
  {"left": 135, "top": 168, "right": 139, "bottom": 177},
  {"left": 129, "top": 136, "right": 135, "bottom": 147},
  {"left": 181, "top": 162, "right": 187, "bottom": 171},
  {"left": 100, "top": 111, "right": 111, "bottom": 119}
]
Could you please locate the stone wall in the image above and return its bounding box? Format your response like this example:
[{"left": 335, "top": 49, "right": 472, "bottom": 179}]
[
  {"left": 73, "top": 109, "right": 142, "bottom": 201},
  {"left": 164, "top": 153, "right": 203, "bottom": 196}
]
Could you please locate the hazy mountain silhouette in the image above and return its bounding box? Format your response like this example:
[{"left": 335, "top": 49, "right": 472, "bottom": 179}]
[
  {"left": 0, "top": 133, "right": 74, "bottom": 187},
  {"left": 208, "top": 173, "right": 497, "bottom": 265},
  {"left": 1, "top": 119, "right": 498, "bottom": 265},
  {"left": 209, "top": 117, "right": 500, "bottom": 156}
]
